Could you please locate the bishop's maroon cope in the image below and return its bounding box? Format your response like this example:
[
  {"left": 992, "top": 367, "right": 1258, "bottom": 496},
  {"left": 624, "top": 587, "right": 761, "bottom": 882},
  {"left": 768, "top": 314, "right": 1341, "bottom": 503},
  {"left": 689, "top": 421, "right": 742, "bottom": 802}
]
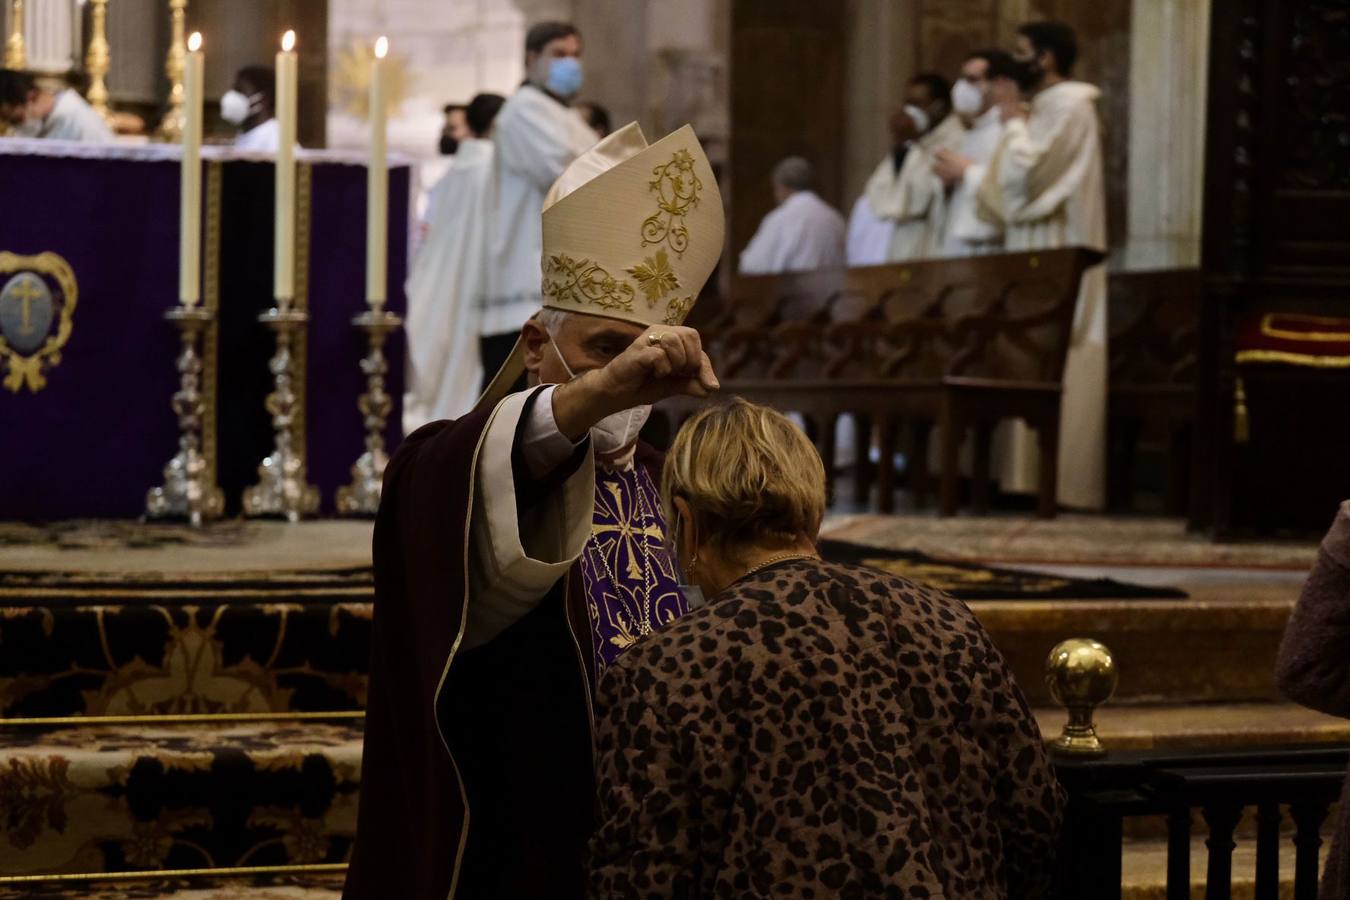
[{"left": 343, "top": 387, "right": 666, "bottom": 899}]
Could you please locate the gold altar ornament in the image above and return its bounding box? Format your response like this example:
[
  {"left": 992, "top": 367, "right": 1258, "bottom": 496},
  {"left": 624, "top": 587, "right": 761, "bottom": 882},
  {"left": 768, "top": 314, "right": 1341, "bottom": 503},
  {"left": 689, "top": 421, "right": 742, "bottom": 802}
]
[
  {"left": 156, "top": 0, "right": 189, "bottom": 142},
  {"left": 0, "top": 252, "right": 78, "bottom": 394},
  {"left": 1044, "top": 637, "right": 1118, "bottom": 758},
  {"left": 85, "top": 0, "right": 112, "bottom": 122},
  {"left": 3, "top": 0, "right": 24, "bottom": 69},
  {"left": 331, "top": 38, "right": 409, "bottom": 120}
]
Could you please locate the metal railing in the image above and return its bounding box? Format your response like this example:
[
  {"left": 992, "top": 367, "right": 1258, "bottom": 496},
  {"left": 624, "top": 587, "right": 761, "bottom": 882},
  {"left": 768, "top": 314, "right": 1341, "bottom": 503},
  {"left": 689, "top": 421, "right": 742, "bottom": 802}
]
[{"left": 1044, "top": 638, "right": 1347, "bottom": 899}]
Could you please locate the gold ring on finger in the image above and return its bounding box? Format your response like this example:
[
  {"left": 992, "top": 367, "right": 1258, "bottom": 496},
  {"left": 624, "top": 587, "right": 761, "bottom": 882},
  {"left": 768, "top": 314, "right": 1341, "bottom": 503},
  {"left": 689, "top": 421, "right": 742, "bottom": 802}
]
[{"left": 647, "top": 332, "right": 665, "bottom": 346}]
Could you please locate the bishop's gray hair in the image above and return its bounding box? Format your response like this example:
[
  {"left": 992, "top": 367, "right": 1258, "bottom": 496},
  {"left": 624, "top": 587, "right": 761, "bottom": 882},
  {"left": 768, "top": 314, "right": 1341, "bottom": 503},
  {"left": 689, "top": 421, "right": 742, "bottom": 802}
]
[
  {"left": 771, "top": 156, "right": 815, "bottom": 193},
  {"left": 536, "top": 307, "right": 574, "bottom": 337}
]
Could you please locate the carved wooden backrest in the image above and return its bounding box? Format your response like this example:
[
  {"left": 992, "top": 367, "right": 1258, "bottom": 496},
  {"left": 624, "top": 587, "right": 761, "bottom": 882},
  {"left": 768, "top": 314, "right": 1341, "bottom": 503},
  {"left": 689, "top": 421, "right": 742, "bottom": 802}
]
[
  {"left": 1108, "top": 269, "right": 1202, "bottom": 385},
  {"left": 713, "top": 248, "right": 1101, "bottom": 385}
]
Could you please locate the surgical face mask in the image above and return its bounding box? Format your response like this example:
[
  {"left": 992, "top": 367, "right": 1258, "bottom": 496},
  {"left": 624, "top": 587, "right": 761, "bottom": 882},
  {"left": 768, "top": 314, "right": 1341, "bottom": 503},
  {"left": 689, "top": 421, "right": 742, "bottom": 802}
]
[
  {"left": 220, "top": 89, "right": 256, "bottom": 125},
  {"left": 903, "top": 103, "right": 931, "bottom": 135},
  {"left": 545, "top": 56, "right": 583, "bottom": 98},
  {"left": 951, "top": 78, "right": 985, "bottom": 116},
  {"left": 549, "top": 337, "right": 650, "bottom": 455}
]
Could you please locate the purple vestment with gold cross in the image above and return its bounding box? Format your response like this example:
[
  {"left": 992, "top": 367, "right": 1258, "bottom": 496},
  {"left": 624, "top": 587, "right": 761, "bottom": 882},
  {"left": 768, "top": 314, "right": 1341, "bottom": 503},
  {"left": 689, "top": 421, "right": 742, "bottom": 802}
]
[{"left": 579, "top": 459, "right": 687, "bottom": 677}]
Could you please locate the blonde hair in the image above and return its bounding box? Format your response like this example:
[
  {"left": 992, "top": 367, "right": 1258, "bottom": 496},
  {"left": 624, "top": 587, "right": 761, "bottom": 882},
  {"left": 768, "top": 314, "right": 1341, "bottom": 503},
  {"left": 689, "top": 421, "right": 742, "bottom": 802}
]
[{"left": 662, "top": 398, "right": 827, "bottom": 553}]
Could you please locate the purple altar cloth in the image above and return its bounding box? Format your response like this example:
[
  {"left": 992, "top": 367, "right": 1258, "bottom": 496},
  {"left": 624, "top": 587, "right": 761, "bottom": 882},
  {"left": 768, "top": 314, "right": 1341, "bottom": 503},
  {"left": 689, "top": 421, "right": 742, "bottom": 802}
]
[
  {"left": 0, "top": 141, "right": 409, "bottom": 520},
  {"left": 0, "top": 149, "right": 181, "bottom": 520}
]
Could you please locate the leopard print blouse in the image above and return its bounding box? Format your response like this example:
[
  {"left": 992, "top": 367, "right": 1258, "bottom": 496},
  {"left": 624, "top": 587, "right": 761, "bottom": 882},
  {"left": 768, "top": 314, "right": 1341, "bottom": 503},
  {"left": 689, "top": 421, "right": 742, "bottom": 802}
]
[{"left": 588, "top": 558, "right": 1064, "bottom": 899}]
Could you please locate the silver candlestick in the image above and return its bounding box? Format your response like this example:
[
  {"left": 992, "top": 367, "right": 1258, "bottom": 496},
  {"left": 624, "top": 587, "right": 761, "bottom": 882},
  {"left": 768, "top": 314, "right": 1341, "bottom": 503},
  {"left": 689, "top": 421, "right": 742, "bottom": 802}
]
[
  {"left": 242, "top": 303, "right": 319, "bottom": 522},
  {"left": 336, "top": 308, "right": 403, "bottom": 516},
  {"left": 146, "top": 307, "right": 225, "bottom": 526}
]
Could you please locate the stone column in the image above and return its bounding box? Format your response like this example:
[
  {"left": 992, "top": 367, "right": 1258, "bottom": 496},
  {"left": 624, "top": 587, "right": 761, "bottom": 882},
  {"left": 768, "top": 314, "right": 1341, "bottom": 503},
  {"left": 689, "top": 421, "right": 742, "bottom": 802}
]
[
  {"left": 646, "top": 0, "right": 726, "bottom": 159},
  {"left": 843, "top": 0, "right": 918, "bottom": 204},
  {"left": 24, "top": 0, "right": 77, "bottom": 75},
  {"left": 1124, "top": 0, "right": 1211, "bottom": 269}
]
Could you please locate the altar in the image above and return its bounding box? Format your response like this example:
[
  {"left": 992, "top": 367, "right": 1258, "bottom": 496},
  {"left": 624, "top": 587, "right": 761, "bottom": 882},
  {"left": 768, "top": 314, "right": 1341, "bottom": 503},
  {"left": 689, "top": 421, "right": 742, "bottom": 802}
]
[{"left": 0, "top": 140, "right": 411, "bottom": 520}]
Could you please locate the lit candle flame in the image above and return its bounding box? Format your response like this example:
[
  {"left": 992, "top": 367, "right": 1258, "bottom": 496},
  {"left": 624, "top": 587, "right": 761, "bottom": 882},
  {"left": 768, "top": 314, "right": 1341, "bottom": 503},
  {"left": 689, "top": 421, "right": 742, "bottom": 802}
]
[
  {"left": 281, "top": 30, "right": 296, "bottom": 52},
  {"left": 375, "top": 36, "right": 388, "bottom": 59},
  {"left": 187, "top": 31, "right": 202, "bottom": 53}
]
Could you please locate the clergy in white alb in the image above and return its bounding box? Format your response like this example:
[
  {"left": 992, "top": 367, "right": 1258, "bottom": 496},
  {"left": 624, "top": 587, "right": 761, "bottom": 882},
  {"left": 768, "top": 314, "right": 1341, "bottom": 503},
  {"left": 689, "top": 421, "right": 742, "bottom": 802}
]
[
  {"left": 933, "top": 50, "right": 1018, "bottom": 258},
  {"left": 219, "top": 67, "right": 283, "bottom": 152},
  {"left": 978, "top": 21, "right": 1108, "bottom": 510},
  {"left": 739, "top": 157, "right": 846, "bottom": 275},
  {"left": 403, "top": 95, "right": 506, "bottom": 432},
  {"left": 852, "top": 74, "right": 965, "bottom": 264},
  {"left": 0, "top": 70, "right": 113, "bottom": 143},
  {"left": 482, "top": 22, "right": 598, "bottom": 381}
]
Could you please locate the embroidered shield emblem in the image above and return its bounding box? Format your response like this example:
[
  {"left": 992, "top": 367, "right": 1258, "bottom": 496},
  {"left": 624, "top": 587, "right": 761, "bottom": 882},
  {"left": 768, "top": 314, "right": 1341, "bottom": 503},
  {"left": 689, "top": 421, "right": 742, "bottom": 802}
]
[
  {"left": 0, "top": 272, "right": 54, "bottom": 355},
  {"left": 0, "top": 252, "right": 79, "bottom": 394}
]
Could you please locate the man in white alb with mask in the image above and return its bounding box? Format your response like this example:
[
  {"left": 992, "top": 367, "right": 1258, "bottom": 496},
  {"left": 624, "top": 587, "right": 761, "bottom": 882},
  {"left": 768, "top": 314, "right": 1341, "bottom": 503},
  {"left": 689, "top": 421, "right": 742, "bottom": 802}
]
[
  {"left": 481, "top": 20, "right": 600, "bottom": 391},
  {"left": 933, "top": 49, "right": 1020, "bottom": 257},
  {"left": 845, "top": 73, "right": 965, "bottom": 265},
  {"left": 977, "top": 20, "right": 1109, "bottom": 510},
  {"left": 221, "top": 66, "right": 283, "bottom": 152}
]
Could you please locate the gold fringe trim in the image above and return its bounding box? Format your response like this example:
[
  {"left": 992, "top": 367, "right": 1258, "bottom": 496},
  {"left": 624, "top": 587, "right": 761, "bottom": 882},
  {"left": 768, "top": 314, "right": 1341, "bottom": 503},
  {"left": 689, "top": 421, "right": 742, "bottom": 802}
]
[
  {"left": 1236, "top": 349, "right": 1350, "bottom": 368},
  {"left": 1259, "top": 312, "right": 1350, "bottom": 342},
  {"left": 0, "top": 862, "right": 346, "bottom": 886}
]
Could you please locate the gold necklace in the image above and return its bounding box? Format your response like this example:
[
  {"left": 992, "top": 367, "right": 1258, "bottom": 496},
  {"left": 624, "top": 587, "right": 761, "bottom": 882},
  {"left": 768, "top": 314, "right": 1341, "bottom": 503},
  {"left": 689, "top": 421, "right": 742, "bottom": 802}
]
[{"left": 740, "top": 551, "right": 819, "bottom": 580}]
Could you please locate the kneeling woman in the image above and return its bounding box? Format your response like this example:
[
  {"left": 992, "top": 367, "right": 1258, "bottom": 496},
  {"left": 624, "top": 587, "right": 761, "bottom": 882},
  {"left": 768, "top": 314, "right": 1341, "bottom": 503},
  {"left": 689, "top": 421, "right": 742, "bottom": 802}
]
[{"left": 588, "top": 399, "right": 1064, "bottom": 899}]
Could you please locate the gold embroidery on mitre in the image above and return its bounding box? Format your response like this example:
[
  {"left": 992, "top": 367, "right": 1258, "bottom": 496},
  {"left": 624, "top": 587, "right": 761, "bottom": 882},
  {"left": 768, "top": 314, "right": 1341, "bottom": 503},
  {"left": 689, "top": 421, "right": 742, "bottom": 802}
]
[
  {"left": 641, "top": 148, "right": 702, "bottom": 257},
  {"left": 626, "top": 250, "right": 682, "bottom": 307},
  {"left": 663, "top": 295, "right": 693, "bottom": 326},
  {"left": 543, "top": 254, "right": 636, "bottom": 312}
]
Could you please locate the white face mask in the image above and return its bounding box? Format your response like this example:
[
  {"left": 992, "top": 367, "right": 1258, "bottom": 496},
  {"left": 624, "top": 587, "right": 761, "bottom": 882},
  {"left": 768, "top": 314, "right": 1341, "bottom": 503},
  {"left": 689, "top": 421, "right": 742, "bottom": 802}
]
[
  {"left": 220, "top": 89, "right": 255, "bottom": 125},
  {"left": 951, "top": 78, "right": 985, "bottom": 116},
  {"left": 903, "top": 103, "right": 931, "bottom": 135},
  {"left": 549, "top": 338, "right": 651, "bottom": 455}
]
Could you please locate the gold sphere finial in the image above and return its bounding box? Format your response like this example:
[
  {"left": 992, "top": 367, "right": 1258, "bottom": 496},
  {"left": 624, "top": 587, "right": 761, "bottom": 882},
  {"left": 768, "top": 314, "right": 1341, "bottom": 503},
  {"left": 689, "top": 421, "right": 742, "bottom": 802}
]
[{"left": 1044, "top": 638, "right": 1117, "bottom": 757}]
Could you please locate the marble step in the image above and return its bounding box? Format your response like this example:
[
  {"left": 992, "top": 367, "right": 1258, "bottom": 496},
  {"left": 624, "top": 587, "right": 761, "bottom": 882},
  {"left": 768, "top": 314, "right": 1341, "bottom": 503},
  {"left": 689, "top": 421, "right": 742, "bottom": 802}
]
[
  {"left": 977, "top": 579, "right": 1299, "bottom": 706},
  {"left": 1121, "top": 832, "right": 1323, "bottom": 900},
  {"left": 1034, "top": 702, "right": 1350, "bottom": 753},
  {"left": 0, "top": 720, "right": 360, "bottom": 879}
]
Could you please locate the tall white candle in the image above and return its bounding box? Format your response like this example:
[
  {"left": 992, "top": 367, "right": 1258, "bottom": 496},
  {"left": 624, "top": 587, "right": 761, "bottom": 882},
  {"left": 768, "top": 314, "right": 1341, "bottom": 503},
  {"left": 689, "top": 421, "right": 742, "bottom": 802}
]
[
  {"left": 274, "top": 29, "right": 298, "bottom": 301},
  {"left": 178, "top": 31, "right": 204, "bottom": 306},
  {"left": 366, "top": 36, "right": 389, "bottom": 308}
]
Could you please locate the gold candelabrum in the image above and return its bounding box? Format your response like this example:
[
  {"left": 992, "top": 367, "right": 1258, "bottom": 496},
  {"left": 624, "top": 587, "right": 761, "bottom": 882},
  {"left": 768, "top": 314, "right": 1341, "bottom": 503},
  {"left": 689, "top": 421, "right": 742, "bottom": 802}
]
[
  {"left": 84, "top": 0, "right": 112, "bottom": 122},
  {"left": 336, "top": 307, "right": 403, "bottom": 516},
  {"left": 4, "top": 0, "right": 24, "bottom": 69},
  {"left": 156, "top": 0, "right": 188, "bottom": 142},
  {"left": 146, "top": 307, "right": 225, "bottom": 525},
  {"left": 242, "top": 298, "right": 320, "bottom": 522},
  {"left": 1044, "top": 638, "right": 1118, "bottom": 758}
]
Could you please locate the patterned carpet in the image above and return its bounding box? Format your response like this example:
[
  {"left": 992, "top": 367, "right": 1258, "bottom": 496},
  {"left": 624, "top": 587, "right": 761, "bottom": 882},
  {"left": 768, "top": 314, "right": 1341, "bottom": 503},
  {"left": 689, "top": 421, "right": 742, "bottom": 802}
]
[
  {"left": 0, "top": 577, "right": 371, "bottom": 720},
  {"left": 0, "top": 874, "right": 345, "bottom": 899},
  {"left": 0, "top": 721, "right": 360, "bottom": 879},
  {"left": 819, "top": 540, "right": 1185, "bottom": 599},
  {"left": 821, "top": 513, "right": 1320, "bottom": 569}
]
